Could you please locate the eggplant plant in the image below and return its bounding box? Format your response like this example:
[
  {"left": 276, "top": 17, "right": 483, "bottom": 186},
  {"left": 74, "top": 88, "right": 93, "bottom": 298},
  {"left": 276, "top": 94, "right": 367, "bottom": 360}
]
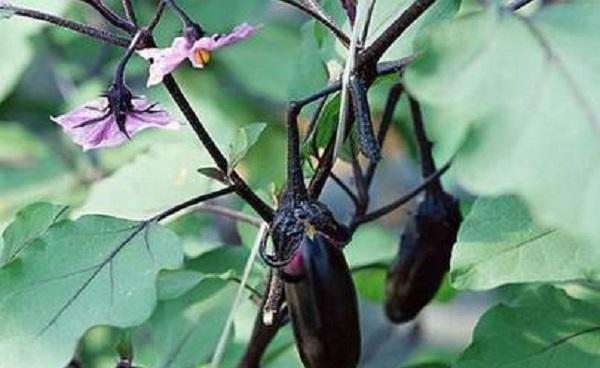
[{"left": 1, "top": 0, "right": 599, "bottom": 368}]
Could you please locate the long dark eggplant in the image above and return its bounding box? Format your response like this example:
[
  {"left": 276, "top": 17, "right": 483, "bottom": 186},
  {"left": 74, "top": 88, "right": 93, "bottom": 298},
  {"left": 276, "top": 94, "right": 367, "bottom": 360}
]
[
  {"left": 270, "top": 199, "right": 360, "bottom": 368},
  {"left": 265, "top": 97, "right": 361, "bottom": 367},
  {"left": 385, "top": 190, "right": 461, "bottom": 323},
  {"left": 283, "top": 233, "right": 360, "bottom": 368},
  {"left": 384, "top": 97, "right": 463, "bottom": 324}
]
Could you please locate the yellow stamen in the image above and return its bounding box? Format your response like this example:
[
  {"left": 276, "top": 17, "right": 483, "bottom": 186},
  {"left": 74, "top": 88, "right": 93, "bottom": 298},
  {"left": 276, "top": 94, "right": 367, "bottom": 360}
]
[{"left": 194, "top": 49, "right": 211, "bottom": 65}]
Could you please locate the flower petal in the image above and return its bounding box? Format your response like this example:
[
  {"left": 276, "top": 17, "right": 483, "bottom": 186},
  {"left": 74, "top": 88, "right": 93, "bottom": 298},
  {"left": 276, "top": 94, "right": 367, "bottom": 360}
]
[
  {"left": 52, "top": 97, "right": 178, "bottom": 151},
  {"left": 138, "top": 37, "right": 191, "bottom": 86},
  {"left": 188, "top": 23, "right": 259, "bottom": 67},
  {"left": 210, "top": 23, "right": 259, "bottom": 49},
  {"left": 127, "top": 98, "right": 180, "bottom": 132}
]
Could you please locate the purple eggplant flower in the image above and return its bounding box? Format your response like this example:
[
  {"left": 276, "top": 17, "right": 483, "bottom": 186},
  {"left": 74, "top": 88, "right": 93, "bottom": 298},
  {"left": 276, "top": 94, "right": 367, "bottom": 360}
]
[
  {"left": 51, "top": 85, "right": 178, "bottom": 151},
  {"left": 138, "top": 23, "right": 259, "bottom": 86}
]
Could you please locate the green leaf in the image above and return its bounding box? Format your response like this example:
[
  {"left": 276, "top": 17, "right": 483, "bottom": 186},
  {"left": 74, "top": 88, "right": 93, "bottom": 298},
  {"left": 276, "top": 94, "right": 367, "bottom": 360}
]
[
  {"left": 405, "top": 5, "right": 600, "bottom": 248},
  {"left": 228, "top": 122, "right": 267, "bottom": 173},
  {"left": 288, "top": 21, "right": 329, "bottom": 100},
  {"left": 346, "top": 225, "right": 398, "bottom": 268},
  {"left": 133, "top": 281, "right": 236, "bottom": 368},
  {"left": 0, "top": 216, "right": 182, "bottom": 368},
  {"left": 157, "top": 270, "right": 207, "bottom": 301},
  {"left": 78, "top": 127, "right": 221, "bottom": 220},
  {"left": 451, "top": 196, "right": 599, "bottom": 291},
  {"left": 219, "top": 25, "right": 301, "bottom": 102},
  {"left": 455, "top": 286, "right": 600, "bottom": 368},
  {"left": 404, "top": 364, "right": 450, "bottom": 368},
  {"left": 360, "top": 0, "right": 460, "bottom": 61},
  {"left": 302, "top": 95, "right": 340, "bottom": 158},
  {"left": 0, "top": 202, "right": 68, "bottom": 265},
  {"left": 353, "top": 268, "right": 386, "bottom": 302}
]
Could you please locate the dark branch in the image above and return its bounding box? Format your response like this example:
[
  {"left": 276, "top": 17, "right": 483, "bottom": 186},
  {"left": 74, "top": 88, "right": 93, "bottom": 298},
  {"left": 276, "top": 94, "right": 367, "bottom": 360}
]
[
  {"left": 195, "top": 204, "right": 263, "bottom": 228},
  {"left": 358, "top": 0, "right": 435, "bottom": 69},
  {"left": 275, "top": 0, "right": 350, "bottom": 47},
  {"left": 3, "top": 4, "right": 130, "bottom": 47},
  {"left": 329, "top": 171, "right": 360, "bottom": 207},
  {"left": 238, "top": 273, "right": 287, "bottom": 368},
  {"left": 408, "top": 97, "right": 437, "bottom": 178},
  {"left": 508, "top": 0, "right": 536, "bottom": 11},
  {"left": 160, "top": 74, "right": 275, "bottom": 222},
  {"left": 78, "top": 0, "right": 136, "bottom": 33},
  {"left": 153, "top": 187, "right": 236, "bottom": 222},
  {"left": 365, "top": 83, "right": 404, "bottom": 185},
  {"left": 350, "top": 159, "right": 452, "bottom": 228},
  {"left": 286, "top": 102, "right": 309, "bottom": 201},
  {"left": 120, "top": 0, "right": 138, "bottom": 27}
]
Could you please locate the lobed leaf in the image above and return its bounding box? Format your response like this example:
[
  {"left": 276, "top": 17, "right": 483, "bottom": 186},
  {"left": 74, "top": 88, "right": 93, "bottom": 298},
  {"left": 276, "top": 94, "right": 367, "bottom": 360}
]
[{"left": 0, "top": 216, "right": 182, "bottom": 368}]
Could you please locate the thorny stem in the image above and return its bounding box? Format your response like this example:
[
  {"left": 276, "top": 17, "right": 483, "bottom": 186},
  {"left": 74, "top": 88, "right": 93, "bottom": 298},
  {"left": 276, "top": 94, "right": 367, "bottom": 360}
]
[
  {"left": 275, "top": 0, "right": 350, "bottom": 47},
  {"left": 308, "top": 59, "right": 409, "bottom": 199},
  {"left": 78, "top": 0, "right": 136, "bottom": 33},
  {"left": 365, "top": 83, "right": 403, "bottom": 185},
  {"left": 3, "top": 4, "right": 130, "bottom": 47},
  {"left": 286, "top": 102, "right": 309, "bottom": 201},
  {"left": 349, "top": 74, "right": 380, "bottom": 161}
]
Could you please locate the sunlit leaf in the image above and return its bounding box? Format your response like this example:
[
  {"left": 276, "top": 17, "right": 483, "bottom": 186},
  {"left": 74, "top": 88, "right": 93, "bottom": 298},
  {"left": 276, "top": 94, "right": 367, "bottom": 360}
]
[
  {"left": 405, "top": 4, "right": 600, "bottom": 248},
  {"left": 451, "top": 196, "right": 599, "bottom": 290}
]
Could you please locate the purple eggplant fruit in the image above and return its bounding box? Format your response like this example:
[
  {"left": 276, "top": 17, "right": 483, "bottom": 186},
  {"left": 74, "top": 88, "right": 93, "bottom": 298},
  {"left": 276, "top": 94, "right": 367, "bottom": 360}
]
[
  {"left": 385, "top": 97, "right": 463, "bottom": 324},
  {"left": 270, "top": 200, "right": 360, "bottom": 368},
  {"left": 385, "top": 190, "right": 461, "bottom": 323},
  {"left": 284, "top": 233, "right": 360, "bottom": 368}
]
